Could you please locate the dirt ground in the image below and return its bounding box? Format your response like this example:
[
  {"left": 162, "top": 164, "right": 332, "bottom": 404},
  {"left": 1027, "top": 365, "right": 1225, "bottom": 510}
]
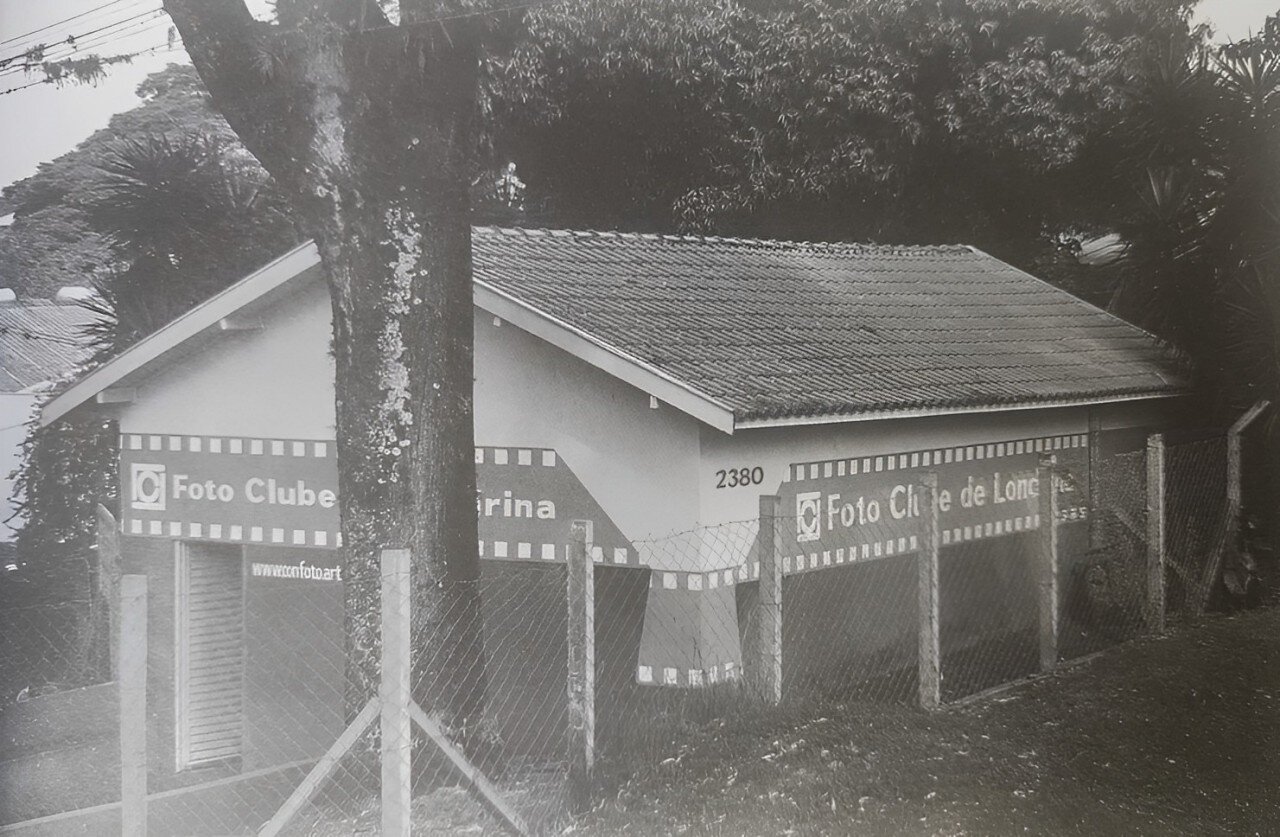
[{"left": 576, "top": 608, "right": 1280, "bottom": 837}]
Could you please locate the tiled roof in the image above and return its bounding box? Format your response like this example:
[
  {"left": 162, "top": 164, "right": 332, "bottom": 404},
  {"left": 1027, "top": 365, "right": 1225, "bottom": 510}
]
[
  {"left": 0, "top": 302, "right": 94, "bottom": 393},
  {"left": 471, "top": 227, "right": 1186, "bottom": 423}
]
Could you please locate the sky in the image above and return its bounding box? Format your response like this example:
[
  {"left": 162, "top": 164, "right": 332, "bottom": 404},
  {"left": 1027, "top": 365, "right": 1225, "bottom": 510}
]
[{"left": 0, "top": 0, "right": 1275, "bottom": 192}]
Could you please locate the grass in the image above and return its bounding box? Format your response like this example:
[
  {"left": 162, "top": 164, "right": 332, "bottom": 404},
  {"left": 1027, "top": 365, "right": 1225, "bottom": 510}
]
[
  {"left": 574, "top": 607, "right": 1280, "bottom": 836},
  {"left": 13, "top": 604, "right": 1276, "bottom": 834}
]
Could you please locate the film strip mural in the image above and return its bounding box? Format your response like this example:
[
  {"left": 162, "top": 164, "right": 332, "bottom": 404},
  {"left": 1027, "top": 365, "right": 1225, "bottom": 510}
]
[
  {"left": 633, "top": 433, "right": 1092, "bottom": 687},
  {"left": 120, "top": 434, "right": 341, "bottom": 548},
  {"left": 119, "top": 435, "right": 641, "bottom": 568},
  {"left": 474, "top": 445, "right": 640, "bottom": 568},
  {"left": 776, "top": 433, "right": 1089, "bottom": 575}
]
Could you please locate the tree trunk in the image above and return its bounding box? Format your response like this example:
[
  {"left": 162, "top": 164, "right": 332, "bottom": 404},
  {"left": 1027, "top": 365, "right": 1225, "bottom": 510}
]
[
  {"left": 164, "top": 2, "right": 487, "bottom": 729},
  {"left": 322, "top": 186, "right": 486, "bottom": 726}
]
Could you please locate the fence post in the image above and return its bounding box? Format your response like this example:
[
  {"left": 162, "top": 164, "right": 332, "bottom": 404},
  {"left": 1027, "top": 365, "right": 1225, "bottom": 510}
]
[
  {"left": 120, "top": 574, "right": 147, "bottom": 837},
  {"left": 1038, "top": 457, "right": 1060, "bottom": 671},
  {"left": 755, "top": 495, "right": 783, "bottom": 705},
  {"left": 1197, "top": 400, "right": 1271, "bottom": 613},
  {"left": 1146, "top": 433, "right": 1167, "bottom": 634},
  {"left": 918, "top": 474, "right": 941, "bottom": 711},
  {"left": 381, "top": 549, "right": 412, "bottom": 837},
  {"left": 567, "top": 520, "right": 595, "bottom": 814},
  {"left": 1088, "top": 411, "right": 1102, "bottom": 551}
]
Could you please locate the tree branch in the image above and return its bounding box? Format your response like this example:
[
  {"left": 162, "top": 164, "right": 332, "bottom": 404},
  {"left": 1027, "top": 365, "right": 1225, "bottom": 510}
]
[
  {"left": 276, "top": 0, "right": 391, "bottom": 31},
  {"left": 162, "top": 0, "right": 313, "bottom": 191}
]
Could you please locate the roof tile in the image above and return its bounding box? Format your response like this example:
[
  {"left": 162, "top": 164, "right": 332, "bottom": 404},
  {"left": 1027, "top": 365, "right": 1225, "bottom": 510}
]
[
  {"left": 471, "top": 227, "right": 1185, "bottom": 423},
  {"left": 0, "top": 303, "right": 94, "bottom": 393}
]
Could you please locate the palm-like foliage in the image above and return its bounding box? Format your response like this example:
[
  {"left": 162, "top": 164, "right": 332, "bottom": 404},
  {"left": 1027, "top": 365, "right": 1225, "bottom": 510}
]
[
  {"left": 11, "top": 131, "right": 302, "bottom": 621},
  {"left": 82, "top": 133, "right": 301, "bottom": 359},
  {"left": 1112, "top": 17, "right": 1280, "bottom": 551},
  {"left": 1112, "top": 23, "right": 1279, "bottom": 394}
]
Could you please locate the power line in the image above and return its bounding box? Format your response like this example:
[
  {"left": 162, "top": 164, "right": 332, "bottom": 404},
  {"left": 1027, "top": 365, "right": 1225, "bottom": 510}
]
[
  {"left": 46, "top": 5, "right": 164, "bottom": 47},
  {"left": 1, "top": 5, "right": 164, "bottom": 68},
  {"left": 0, "top": 13, "right": 170, "bottom": 77},
  {"left": 0, "top": 5, "right": 162, "bottom": 69},
  {"left": 1, "top": 28, "right": 167, "bottom": 81},
  {"left": 0, "top": 40, "right": 175, "bottom": 95},
  {"left": 0, "top": 0, "right": 140, "bottom": 48},
  {"left": 0, "top": 0, "right": 565, "bottom": 93}
]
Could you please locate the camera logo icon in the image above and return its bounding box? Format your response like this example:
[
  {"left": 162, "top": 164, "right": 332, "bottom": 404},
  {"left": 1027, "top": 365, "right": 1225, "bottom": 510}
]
[
  {"left": 795, "top": 491, "right": 821, "bottom": 542},
  {"left": 130, "top": 463, "right": 167, "bottom": 511}
]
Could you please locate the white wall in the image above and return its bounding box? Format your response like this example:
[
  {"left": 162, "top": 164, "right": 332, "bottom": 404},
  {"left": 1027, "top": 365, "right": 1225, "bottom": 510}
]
[
  {"left": 115, "top": 280, "right": 337, "bottom": 441},
  {"left": 473, "top": 312, "right": 703, "bottom": 567},
  {"left": 108, "top": 270, "right": 1183, "bottom": 572},
  {"left": 113, "top": 279, "right": 704, "bottom": 567}
]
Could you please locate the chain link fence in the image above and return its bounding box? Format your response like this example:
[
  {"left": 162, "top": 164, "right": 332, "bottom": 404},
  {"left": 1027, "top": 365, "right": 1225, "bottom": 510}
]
[
  {"left": 1165, "top": 436, "right": 1230, "bottom": 618},
  {"left": 1061, "top": 449, "right": 1149, "bottom": 659},
  {"left": 0, "top": 594, "right": 119, "bottom": 828},
  {"left": 0, "top": 425, "right": 1255, "bottom": 835},
  {"left": 0, "top": 599, "right": 104, "bottom": 703}
]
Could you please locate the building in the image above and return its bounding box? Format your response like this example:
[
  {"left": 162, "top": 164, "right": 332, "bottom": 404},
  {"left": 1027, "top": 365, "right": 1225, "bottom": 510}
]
[
  {"left": 0, "top": 293, "right": 95, "bottom": 541},
  {"left": 42, "top": 227, "right": 1186, "bottom": 787}
]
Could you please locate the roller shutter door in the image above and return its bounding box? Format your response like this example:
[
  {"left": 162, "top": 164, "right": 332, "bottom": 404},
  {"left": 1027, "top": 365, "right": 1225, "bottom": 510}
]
[{"left": 176, "top": 543, "right": 245, "bottom": 769}]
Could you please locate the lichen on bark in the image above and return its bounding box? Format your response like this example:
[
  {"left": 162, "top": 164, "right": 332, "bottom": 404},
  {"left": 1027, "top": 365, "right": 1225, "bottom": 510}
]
[{"left": 164, "top": 0, "right": 488, "bottom": 730}]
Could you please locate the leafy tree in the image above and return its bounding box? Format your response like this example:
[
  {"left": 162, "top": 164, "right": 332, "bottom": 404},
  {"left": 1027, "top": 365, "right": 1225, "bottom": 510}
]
[
  {"left": 489, "top": 0, "right": 1192, "bottom": 263},
  {"left": 7, "top": 410, "right": 118, "bottom": 688},
  {"left": 10, "top": 413, "right": 116, "bottom": 604},
  {"left": 7, "top": 68, "right": 301, "bottom": 688},
  {"left": 1108, "top": 16, "right": 1280, "bottom": 552},
  {"left": 81, "top": 132, "right": 300, "bottom": 358},
  {"left": 1108, "top": 20, "right": 1279, "bottom": 406},
  {"left": 0, "top": 65, "right": 238, "bottom": 298}
]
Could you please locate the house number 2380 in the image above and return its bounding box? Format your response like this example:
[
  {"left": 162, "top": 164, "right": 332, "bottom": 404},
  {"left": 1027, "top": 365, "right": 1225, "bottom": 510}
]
[{"left": 715, "top": 466, "right": 764, "bottom": 488}]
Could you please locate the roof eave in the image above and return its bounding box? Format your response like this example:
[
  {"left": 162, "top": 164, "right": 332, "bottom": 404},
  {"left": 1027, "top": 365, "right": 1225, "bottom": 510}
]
[
  {"left": 473, "top": 280, "right": 738, "bottom": 434},
  {"left": 41, "top": 239, "right": 740, "bottom": 436},
  {"left": 40, "top": 241, "right": 324, "bottom": 427},
  {"left": 733, "top": 389, "right": 1190, "bottom": 430}
]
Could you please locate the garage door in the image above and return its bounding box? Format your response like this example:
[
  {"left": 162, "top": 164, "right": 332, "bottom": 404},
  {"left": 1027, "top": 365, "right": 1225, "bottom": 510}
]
[{"left": 176, "top": 542, "right": 245, "bottom": 769}]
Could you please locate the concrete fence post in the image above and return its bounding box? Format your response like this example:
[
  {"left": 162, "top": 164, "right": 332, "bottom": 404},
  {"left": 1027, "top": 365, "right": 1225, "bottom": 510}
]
[
  {"left": 1146, "top": 433, "right": 1167, "bottom": 633},
  {"left": 1088, "top": 411, "right": 1102, "bottom": 551},
  {"left": 567, "top": 520, "right": 595, "bottom": 813},
  {"left": 1038, "top": 457, "right": 1060, "bottom": 671},
  {"left": 917, "top": 473, "right": 941, "bottom": 711},
  {"left": 380, "top": 549, "right": 412, "bottom": 837},
  {"left": 755, "top": 495, "right": 783, "bottom": 705},
  {"left": 120, "top": 574, "right": 147, "bottom": 837},
  {"left": 1197, "top": 400, "right": 1270, "bottom": 613}
]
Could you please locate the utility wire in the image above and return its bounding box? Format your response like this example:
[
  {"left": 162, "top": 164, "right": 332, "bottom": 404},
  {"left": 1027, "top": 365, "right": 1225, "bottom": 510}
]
[
  {"left": 0, "top": 0, "right": 151, "bottom": 59},
  {"left": 0, "top": 0, "right": 565, "bottom": 92},
  {"left": 0, "top": 0, "right": 136, "bottom": 46},
  {"left": 0, "top": 6, "right": 164, "bottom": 69},
  {"left": 1, "top": 6, "right": 163, "bottom": 68},
  {"left": 0, "top": 40, "right": 175, "bottom": 95},
  {"left": 0, "top": 14, "right": 170, "bottom": 77}
]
